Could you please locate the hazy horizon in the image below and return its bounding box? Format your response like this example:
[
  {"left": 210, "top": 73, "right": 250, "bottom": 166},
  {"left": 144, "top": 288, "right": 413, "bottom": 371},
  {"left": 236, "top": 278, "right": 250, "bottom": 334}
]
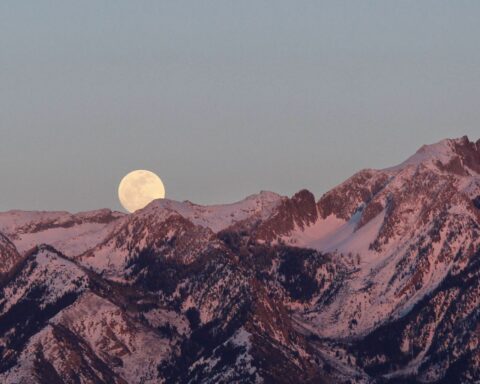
[{"left": 2, "top": 1, "right": 480, "bottom": 212}]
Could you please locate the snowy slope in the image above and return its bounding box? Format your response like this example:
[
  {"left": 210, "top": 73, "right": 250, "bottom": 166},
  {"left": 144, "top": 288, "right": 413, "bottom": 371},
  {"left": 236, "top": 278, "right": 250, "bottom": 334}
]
[
  {"left": 274, "top": 137, "right": 480, "bottom": 338},
  {"left": 0, "top": 136, "right": 479, "bottom": 383},
  {"left": 0, "top": 209, "right": 124, "bottom": 256},
  {"left": 75, "top": 191, "right": 284, "bottom": 278},
  {"left": 139, "top": 190, "right": 284, "bottom": 232}
]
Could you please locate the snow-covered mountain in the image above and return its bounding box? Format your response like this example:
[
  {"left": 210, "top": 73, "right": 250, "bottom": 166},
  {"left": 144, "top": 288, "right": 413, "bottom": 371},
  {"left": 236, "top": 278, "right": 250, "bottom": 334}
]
[
  {"left": 0, "top": 136, "right": 479, "bottom": 383},
  {"left": 0, "top": 208, "right": 124, "bottom": 256}
]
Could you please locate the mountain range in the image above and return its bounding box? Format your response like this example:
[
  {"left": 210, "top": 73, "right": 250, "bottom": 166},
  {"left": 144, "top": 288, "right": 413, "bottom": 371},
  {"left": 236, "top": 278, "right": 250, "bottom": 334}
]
[{"left": 1, "top": 136, "right": 479, "bottom": 383}]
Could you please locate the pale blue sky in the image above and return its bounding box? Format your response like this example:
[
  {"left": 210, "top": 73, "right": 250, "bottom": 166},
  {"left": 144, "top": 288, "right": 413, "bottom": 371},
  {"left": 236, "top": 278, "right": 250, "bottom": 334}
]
[{"left": 1, "top": 1, "right": 479, "bottom": 212}]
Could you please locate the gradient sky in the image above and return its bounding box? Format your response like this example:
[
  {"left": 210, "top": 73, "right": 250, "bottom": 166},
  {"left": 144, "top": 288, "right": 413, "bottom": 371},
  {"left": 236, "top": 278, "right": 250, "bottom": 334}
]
[{"left": 1, "top": 1, "right": 479, "bottom": 212}]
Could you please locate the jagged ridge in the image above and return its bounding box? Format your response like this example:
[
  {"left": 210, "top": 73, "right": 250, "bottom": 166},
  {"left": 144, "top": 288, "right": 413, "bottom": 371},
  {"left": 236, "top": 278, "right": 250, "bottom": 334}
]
[{"left": 0, "top": 136, "right": 479, "bottom": 383}]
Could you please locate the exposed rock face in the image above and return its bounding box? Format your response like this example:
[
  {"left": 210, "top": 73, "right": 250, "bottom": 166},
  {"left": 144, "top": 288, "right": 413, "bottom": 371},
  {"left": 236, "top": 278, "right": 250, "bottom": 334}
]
[
  {"left": 255, "top": 189, "right": 318, "bottom": 242},
  {"left": 0, "top": 136, "right": 479, "bottom": 383},
  {"left": 317, "top": 170, "right": 390, "bottom": 220},
  {"left": 451, "top": 135, "right": 480, "bottom": 174},
  {"left": 0, "top": 233, "right": 22, "bottom": 285}
]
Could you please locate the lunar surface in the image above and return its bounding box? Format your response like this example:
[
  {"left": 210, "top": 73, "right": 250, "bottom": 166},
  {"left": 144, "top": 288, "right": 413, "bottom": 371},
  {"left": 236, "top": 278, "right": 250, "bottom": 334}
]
[{"left": 118, "top": 170, "right": 165, "bottom": 213}]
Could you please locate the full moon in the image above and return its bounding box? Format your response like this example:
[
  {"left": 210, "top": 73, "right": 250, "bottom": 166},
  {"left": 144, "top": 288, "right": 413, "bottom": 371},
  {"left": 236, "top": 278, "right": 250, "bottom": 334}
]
[{"left": 118, "top": 170, "right": 166, "bottom": 213}]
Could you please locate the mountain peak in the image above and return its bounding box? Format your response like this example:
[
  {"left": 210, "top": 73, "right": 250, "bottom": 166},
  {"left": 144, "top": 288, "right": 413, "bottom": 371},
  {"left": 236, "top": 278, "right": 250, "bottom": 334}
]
[
  {"left": 389, "top": 135, "right": 480, "bottom": 175},
  {"left": 137, "top": 190, "right": 284, "bottom": 233},
  {"left": 1, "top": 137, "right": 480, "bottom": 383}
]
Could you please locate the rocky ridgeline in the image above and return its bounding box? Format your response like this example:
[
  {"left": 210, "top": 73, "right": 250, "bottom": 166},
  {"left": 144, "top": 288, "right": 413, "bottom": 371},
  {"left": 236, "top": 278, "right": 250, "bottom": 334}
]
[{"left": 0, "top": 136, "right": 479, "bottom": 383}]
